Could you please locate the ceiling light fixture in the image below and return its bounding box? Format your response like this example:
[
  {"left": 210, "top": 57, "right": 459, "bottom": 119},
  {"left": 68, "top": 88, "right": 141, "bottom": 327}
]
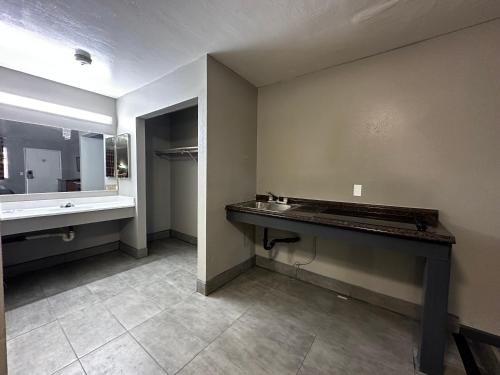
[{"left": 0, "top": 91, "right": 113, "bottom": 125}]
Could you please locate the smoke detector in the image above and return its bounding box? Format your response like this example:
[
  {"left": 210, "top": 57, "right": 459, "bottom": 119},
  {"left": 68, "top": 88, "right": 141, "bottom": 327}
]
[{"left": 74, "top": 48, "right": 92, "bottom": 65}]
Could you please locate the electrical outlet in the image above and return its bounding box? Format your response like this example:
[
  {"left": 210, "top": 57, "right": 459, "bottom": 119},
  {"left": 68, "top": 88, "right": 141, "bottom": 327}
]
[{"left": 353, "top": 184, "right": 362, "bottom": 197}]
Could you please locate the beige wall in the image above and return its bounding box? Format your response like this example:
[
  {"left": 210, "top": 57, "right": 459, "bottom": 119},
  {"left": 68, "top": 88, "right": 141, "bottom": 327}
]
[
  {"left": 170, "top": 107, "right": 198, "bottom": 238},
  {"left": 206, "top": 56, "right": 257, "bottom": 279},
  {"left": 145, "top": 116, "right": 172, "bottom": 234},
  {"left": 118, "top": 55, "right": 257, "bottom": 282},
  {"left": 256, "top": 20, "right": 500, "bottom": 335},
  {"left": 145, "top": 107, "right": 198, "bottom": 238},
  {"left": 116, "top": 56, "right": 207, "bottom": 272}
]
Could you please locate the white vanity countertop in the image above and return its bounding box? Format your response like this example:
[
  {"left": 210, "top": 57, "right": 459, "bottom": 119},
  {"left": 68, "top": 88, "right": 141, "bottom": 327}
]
[{"left": 0, "top": 195, "right": 135, "bottom": 221}]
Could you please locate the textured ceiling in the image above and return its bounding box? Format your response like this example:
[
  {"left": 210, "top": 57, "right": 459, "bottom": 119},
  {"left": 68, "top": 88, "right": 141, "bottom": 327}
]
[{"left": 1, "top": 0, "right": 499, "bottom": 98}]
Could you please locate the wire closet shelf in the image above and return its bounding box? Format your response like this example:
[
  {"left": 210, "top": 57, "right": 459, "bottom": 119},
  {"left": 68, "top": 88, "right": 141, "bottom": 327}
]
[{"left": 155, "top": 146, "right": 198, "bottom": 162}]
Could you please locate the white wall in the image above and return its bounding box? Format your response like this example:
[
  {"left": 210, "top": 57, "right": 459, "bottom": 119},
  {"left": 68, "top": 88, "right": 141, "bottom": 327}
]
[
  {"left": 256, "top": 20, "right": 500, "bottom": 335},
  {"left": 206, "top": 56, "right": 257, "bottom": 279},
  {"left": 116, "top": 56, "right": 208, "bottom": 278},
  {"left": 0, "top": 67, "right": 116, "bottom": 135}
]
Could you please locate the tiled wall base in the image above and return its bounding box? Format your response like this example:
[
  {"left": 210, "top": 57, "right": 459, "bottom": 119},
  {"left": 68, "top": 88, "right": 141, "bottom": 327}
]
[
  {"left": 170, "top": 230, "right": 197, "bottom": 245},
  {"left": 256, "top": 255, "right": 421, "bottom": 319},
  {"left": 147, "top": 229, "right": 197, "bottom": 245},
  {"left": 197, "top": 256, "right": 256, "bottom": 296},
  {"left": 147, "top": 230, "right": 171, "bottom": 242},
  {"left": 257, "top": 255, "right": 460, "bottom": 330},
  {"left": 119, "top": 242, "right": 148, "bottom": 259}
]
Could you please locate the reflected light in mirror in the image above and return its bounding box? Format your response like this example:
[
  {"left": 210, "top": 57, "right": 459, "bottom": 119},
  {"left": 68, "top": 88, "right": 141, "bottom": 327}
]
[{"left": 0, "top": 91, "right": 113, "bottom": 125}]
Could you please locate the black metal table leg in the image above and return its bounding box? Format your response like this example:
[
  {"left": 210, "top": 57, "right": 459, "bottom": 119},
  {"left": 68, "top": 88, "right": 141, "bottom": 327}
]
[{"left": 418, "top": 255, "right": 451, "bottom": 375}]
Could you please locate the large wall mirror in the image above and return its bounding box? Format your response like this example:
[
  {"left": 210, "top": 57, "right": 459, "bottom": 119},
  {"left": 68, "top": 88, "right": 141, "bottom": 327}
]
[{"left": 0, "top": 119, "right": 125, "bottom": 195}]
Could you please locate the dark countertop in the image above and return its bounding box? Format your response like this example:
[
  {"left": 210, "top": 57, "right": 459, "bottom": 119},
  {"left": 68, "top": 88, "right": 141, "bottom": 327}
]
[{"left": 226, "top": 196, "right": 455, "bottom": 245}]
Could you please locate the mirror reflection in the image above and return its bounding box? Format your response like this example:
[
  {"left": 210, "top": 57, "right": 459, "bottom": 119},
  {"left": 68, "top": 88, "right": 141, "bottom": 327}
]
[
  {"left": 0, "top": 119, "right": 116, "bottom": 194},
  {"left": 116, "top": 133, "right": 130, "bottom": 179},
  {"left": 105, "top": 136, "right": 116, "bottom": 178}
]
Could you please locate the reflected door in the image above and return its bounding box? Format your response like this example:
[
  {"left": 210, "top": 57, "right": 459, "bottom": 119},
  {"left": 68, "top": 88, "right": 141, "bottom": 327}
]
[{"left": 24, "top": 148, "right": 62, "bottom": 193}]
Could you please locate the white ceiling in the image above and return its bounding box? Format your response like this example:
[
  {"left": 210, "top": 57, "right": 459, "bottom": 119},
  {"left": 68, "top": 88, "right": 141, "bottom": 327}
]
[{"left": 1, "top": 0, "right": 499, "bottom": 98}]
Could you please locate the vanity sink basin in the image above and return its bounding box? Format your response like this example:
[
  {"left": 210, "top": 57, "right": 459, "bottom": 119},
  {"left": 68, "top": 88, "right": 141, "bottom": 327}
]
[{"left": 241, "top": 201, "right": 297, "bottom": 212}]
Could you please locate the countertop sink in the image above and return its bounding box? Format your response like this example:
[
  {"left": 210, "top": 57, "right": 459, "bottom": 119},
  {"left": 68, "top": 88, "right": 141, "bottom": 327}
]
[
  {"left": 240, "top": 201, "right": 298, "bottom": 212},
  {"left": 226, "top": 197, "right": 456, "bottom": 245}
]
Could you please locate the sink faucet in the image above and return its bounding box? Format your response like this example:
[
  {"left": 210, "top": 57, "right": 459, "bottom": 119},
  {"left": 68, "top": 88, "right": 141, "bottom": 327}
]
[
  {"left": 266, "top": 192, "right": 278, "bottom": 202},
  {"left": 60, "top": 202, "right": 75, "bottom": 208},
  {"left": 266, "top": 192, "right": 288, "bottom": 204}
]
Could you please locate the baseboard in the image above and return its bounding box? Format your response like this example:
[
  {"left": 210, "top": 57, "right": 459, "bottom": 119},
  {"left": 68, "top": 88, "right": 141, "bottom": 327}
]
[
  {"left": 146, "top": 229, "right": 197, "bottom": 245},
  {"left": 4, "top": 241, "right": 120, "bottom": 277},
  {"left": 197, "top": 256, "right": 256, "bottom": 296},
  {"left": 147, "top": 230, "right": 171, "bottom": 242},
  {"left": 171, "top": 230, "right": 197, "bottom": 245},
  {"left": 257, "top": 255, "right": 422, "bottom": 319},
  {"left": 119, "top": 241, "right": 148, "bottom": 259}
]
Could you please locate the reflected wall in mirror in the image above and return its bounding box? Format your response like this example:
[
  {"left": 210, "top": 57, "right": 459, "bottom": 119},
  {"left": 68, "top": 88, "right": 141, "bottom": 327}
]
[
  {"left": 116, "top": 133, "right": 130, "bottom": 179},
  {"left": 0, "top": 119, "right": 117, "bottom": 195}
]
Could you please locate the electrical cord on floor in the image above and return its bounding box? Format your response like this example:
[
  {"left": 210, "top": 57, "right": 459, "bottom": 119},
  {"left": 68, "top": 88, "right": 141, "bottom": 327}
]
[{"left": 293, "top": 236, "right": 317, "bottom": 279}]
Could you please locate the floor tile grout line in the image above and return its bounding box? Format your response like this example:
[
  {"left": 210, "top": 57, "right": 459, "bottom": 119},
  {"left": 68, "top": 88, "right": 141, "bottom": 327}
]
[
  {"left": 48, "top": 359, "right": 84, "bottom": 375},
  {"left": 127, "top": 328, "right": 170, "bottom": 374},
  {"left": 69, "top": 257, "right": 189, "bottom": 354},
  {"left": 173, "top": 321, "right": 232, "bottom": 374},
  {"left": 173, "top": 291, "right": 263, "bottom": 375},
  {"left": 55, "top": 319, "right": 80, "bottom": 370},
  {"left": 21, "top": 247, "right": 170, "bottom": 301},
  {"left": 5, "top": 240, "right": 198, "bottom": 365},
  {"left": 101, "top": 299, "right": 172, "bottom": 374},
  {"left": 78, "top": 359, "right": 89, "bottom": 375},
  {"left": 4, "top": 241, "right": 192, "bottom": 308},
  {"left": 6, "top": 318, "right": 57, "bottom": 342},
  {"left": 58, "top": 301, "right": 127, "bottom": 358},
  {"left": 77, "top": 331, "right": 130, "bottom": 366},
  {"left": 49, "top": 296, "right": 102, "bottom": 322},
  {"left": 295, "top": 334, "right": 317, "bottom": 375},
  {"left": 54, "top": 294, "right": 149, "bottom": 364},
  {"left": 9, "top": 254, "right": 421, "bottom": 375}
]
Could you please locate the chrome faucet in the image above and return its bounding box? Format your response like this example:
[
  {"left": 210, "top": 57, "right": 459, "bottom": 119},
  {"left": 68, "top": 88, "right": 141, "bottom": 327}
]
[
  {"left": 266, "top": 192, "right": 278, "bottom": 202},
  {"left": 266, "top": 192, "right": 288, "bottom": 204}
]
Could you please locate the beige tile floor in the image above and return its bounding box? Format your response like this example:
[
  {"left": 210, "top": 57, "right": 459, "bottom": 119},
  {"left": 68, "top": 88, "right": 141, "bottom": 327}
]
[{"left": 4, "top": 238, "right": 465, "bottom": 374}]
